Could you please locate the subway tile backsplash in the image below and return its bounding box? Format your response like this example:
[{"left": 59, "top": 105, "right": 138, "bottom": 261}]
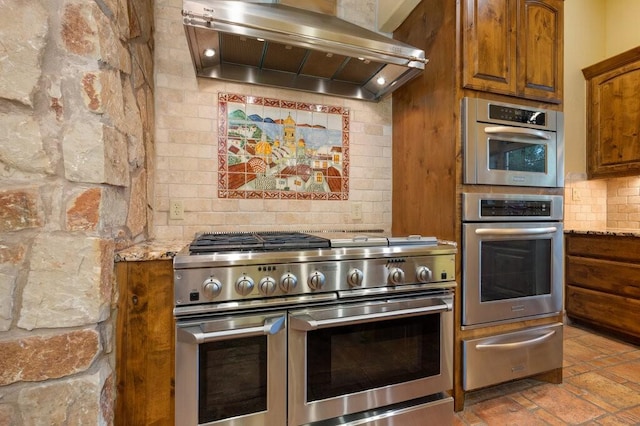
[{"left": 564, "top": 173, "right": 640, "bottom": 230}]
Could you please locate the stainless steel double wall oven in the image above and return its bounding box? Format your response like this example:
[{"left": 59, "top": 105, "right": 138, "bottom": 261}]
[
  {"left": 461, "top": 97, "right": 565, "bottom": 392},
  {"left": 173, "top": 232, "right": 457, "bottom": 425}
]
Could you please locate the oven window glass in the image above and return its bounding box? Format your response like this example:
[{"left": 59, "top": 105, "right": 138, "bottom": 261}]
[
  {"left": 306, "top": 315, "right": 440, "bottom": 401},
  {"left": 488, "top": 139, "right": 546, "bottom": 173},
  {"left": 199, "top": 336, "right": 267, "bottom": 423},
  {"left": 480, "top": 239, "right": 551, "bottom": 301}
]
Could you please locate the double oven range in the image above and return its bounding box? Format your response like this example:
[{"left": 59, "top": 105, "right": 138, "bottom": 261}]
[{"left": 173, "top": 231, "right": 457, "bottom": 425}]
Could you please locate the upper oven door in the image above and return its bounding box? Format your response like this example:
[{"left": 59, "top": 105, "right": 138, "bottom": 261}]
[
  {"left": 462, "top": 221, "right": 563, "bottom": 326},
  {"left": 175, "top": 312, "right": 287, "bottom": 426},
  {"left": 287, "top": 294, "right": 453, "bottom": 425},
  {"left": 465, "top": 123, "right": 560, "bottom": 187}
]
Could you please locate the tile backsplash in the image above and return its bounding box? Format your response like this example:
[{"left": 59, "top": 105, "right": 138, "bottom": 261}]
[
  {"left": 606, "top": 176, "right": 640, "bottom": 228},
  {"left": 218, "top": 93, "right": 350, "bottom": 200},
  {"left": 564, "top": 173, "right": 640, "bottom": 230}
]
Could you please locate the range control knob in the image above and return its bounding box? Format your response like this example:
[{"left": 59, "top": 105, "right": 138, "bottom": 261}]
[
  {"left": 202, "top": 277, "right": 222, "bottom": 299},
  {"left": 388, "top": 267, "right": 405, "bottom": 285},
  {"left": 280, "top": 272, "right": 298, "bottom": 293},
  {"left": 259, "top": 276, "right": 277, "bottom": 296},
  {"left": 308, "top": 271, "right": 326, "bottom": 290},
  {"left": 416, "top": 266, "right": 433, "bottom": 283},
  {"left": 347, "top": 268, "right": 364, "bottom": 287},
  {"left": 235, "top": 274, "right": 254, "bottom": 296}
]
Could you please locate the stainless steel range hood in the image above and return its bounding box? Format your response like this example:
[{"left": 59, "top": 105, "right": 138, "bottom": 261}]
[{"left": 182, "top": 0, "right": 427, "bottom": 102}]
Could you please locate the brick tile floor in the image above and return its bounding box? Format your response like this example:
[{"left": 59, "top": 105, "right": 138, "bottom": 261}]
[{"left": 454, "top": 323, "right": 640, "bottom": 425}]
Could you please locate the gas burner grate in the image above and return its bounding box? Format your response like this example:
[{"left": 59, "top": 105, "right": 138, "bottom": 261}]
[{"left": 189, "top": 231, "right": 330, "bottom": 253}]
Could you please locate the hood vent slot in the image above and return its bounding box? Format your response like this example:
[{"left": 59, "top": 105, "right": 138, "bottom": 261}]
[{"left": 182, "top": 0, "right": 427, "bottom": 102}]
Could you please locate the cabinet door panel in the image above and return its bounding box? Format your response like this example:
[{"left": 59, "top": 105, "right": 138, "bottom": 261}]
[
  {"left": 584, "top": 48, "right": 640, "bottom": 179},
  {"left": 596, "top": 68, "right": 640, "bottom": 166},
  {"left": 518, "top": 0, "right": 563, "bottom": 102},
  {"left": 462, "top": 0, "right": 517, "bottom": 95}
]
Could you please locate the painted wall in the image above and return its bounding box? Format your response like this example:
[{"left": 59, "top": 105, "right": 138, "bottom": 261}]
[
  {"left": 605, "top": 0, "right": 640, "bottom": 56},
  {"left": 563, "top": 0, "right": 606, "bottom": 175}
]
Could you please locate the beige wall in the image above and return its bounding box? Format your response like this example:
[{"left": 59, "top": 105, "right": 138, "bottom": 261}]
[
  {"left": 563, "top": 0, "right": 606, "bottom": 175},
  {"left": 605, "top": 0, "right": 640, "bottom": 56}
]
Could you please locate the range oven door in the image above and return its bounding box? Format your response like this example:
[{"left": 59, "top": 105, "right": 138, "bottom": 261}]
[
  {"left": 287, "top": 293, "right": 453, "bottom": 425},
  {"left": 462, "top": 221, "right": 563, "bottom": 326},
  {"left": 175, "top": 311, "right": 287, "bottom": 426}
]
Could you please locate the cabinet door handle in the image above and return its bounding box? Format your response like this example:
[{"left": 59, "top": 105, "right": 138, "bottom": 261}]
[{"left": 484, "top": 126, "right": 551, "bottom": 140}]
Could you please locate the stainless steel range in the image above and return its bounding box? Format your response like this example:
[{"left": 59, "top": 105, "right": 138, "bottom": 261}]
[{"left": 173, "top": 231, "right": 457, "bottom": 426}]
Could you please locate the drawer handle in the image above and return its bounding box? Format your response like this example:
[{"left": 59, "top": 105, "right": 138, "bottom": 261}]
[{"left": 475, "top": 330, "right": 556, "bottom": 351}]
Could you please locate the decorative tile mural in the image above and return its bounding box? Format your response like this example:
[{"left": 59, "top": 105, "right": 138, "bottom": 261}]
[{"left": 217, "top": 93, "right": 350, "bottom": 200}]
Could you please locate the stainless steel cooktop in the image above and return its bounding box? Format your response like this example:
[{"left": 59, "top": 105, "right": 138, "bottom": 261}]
[{"left": 173, "top": 231, "right": 456, "bottom": 315}]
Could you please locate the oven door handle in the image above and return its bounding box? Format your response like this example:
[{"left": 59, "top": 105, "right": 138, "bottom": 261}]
[
  {"left": 484, "top": 126, "right": 551, "bottom": 140},
  {"left": 475, "top": 330, "right": 556, "bottom": 351},
  {"left": 177, "top": 315, "right": 286, "bottom": 344},
  {"left": 475, "top": 227, "right": 558, "bottom": 236},
  {"left": 289, "top": 299, "right": 451, "bottom": 331}
]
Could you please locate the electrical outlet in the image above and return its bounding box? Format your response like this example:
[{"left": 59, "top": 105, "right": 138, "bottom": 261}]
[
  {"left": 351, "top": 203, "right": 363, "bottom": 220},
  {"left": 170, "top": 200, "right": 184, "bottom": 220},
  {"left": 572, "top": 188, "right": 582, "bottom": 202}
]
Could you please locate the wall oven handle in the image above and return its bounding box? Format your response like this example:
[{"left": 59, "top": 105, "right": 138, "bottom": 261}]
[
  {"left": 484, "top": 126, "right": 551, "bottom": 140},
  {"left": 475, "top": 330, "right": 556, "bottom": 351},
  {"left": 289, "top": 299, "right": 451, "bottom": 331},
  {"left": 177, "top": 315, "right": 286, "bottom": 344},
  {"left": 475, "top": 227, "right": 558, "bottom": 236}
]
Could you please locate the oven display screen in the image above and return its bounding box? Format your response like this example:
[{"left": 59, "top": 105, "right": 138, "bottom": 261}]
[
  {"left": 480, "top": 199, "right": 552, "bottom": 217},
  {"left": 489, "top": 104, "right": 547, "bottom": 126},
  {"left": 305, "top": 315, "right": 440, "bottom": 401}
]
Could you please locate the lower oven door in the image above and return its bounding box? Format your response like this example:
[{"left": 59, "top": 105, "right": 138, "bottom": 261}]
[
  {"left": 462, "top": 221, "right": 563, "bottom": 326},
  {"left": 287, "top": 293, "right": 453, "bottom": 425},
  {"left": 175, "top": 311, "right": 287, "bottom": 426}
]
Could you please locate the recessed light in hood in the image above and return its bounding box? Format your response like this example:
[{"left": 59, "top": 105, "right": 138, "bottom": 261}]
[{"left": 182, "top": 0, "right": 428, "bottom": 102}]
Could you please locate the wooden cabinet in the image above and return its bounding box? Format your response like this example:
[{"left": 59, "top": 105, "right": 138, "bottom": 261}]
[
  {"left": 462, "top": 0, "right": 563, "bottom": 103},
  {"left": 115, "top": 260, "right": 174, "bottom": 426},
  {"left": 582, "top": 47, "right": 640, "bottom": 179},
  {"left": 565, "top": 232, "right": 640, "bottom": 343}
]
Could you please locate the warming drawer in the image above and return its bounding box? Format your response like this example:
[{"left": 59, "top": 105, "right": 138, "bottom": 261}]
[{"left": 462, "top": 323, "right": 563, "bottom": 391}]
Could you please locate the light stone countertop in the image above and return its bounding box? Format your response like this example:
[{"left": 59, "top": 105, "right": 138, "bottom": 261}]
[
  {"left": 564, "top": 228, "right": 640, "bottom": 238},
  {"left": 115, "top": 240, "right": 189, "bottom": 262}
]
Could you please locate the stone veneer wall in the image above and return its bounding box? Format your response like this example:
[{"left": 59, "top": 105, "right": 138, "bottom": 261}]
[
  {"left": 154, "top": 0, "right": 393, "bottom": 239},
  {"left": 564, "top": 173, "right": 640, "bottom": 230},
  {"left": 0, "top": 0, "right": 153, "bottom": 424}
]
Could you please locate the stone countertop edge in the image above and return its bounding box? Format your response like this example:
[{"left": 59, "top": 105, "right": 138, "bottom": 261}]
[
  {"left": 115, "top": 240, "right": 189, "bottom": 262},
  {"left": 564, "top": 229, "right": 640, "bottom": 238}
]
